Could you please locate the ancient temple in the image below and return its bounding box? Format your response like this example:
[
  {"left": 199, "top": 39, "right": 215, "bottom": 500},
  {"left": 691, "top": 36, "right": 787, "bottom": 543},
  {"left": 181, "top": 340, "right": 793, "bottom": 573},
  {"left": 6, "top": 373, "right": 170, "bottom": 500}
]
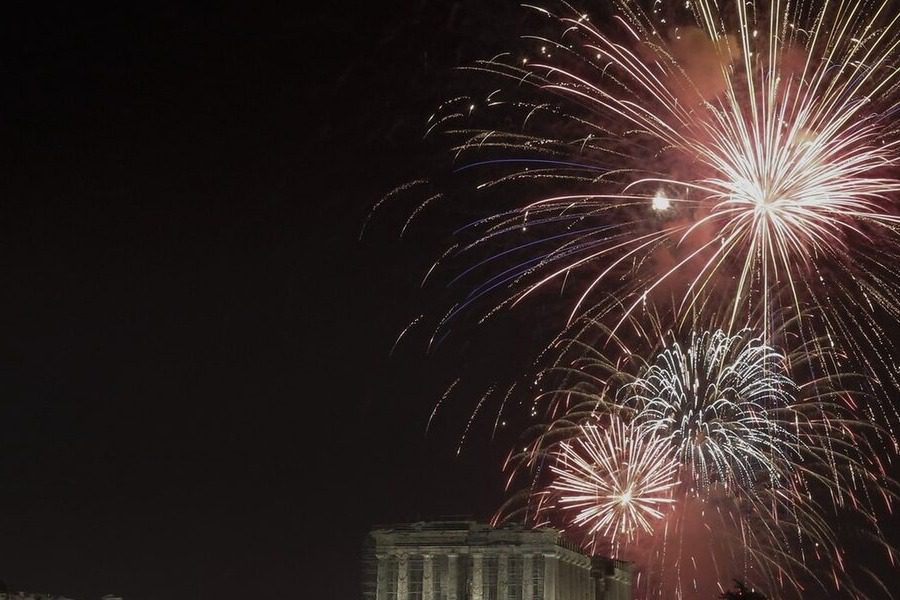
[{"left": 362, "top": 521, "right": 631, "bottom": 600}]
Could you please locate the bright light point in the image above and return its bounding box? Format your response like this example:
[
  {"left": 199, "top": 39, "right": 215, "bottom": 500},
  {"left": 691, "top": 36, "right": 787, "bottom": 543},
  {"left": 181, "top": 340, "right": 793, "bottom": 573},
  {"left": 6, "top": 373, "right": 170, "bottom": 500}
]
[
  {"left": 754, "top": 198, "right": 774, "bottom": 217},
  {"left": 652, "top": 192, "right": 671, "bottom": 211},
  {"left": 619, "top": 489, "right": 633, "bottom": 505}
]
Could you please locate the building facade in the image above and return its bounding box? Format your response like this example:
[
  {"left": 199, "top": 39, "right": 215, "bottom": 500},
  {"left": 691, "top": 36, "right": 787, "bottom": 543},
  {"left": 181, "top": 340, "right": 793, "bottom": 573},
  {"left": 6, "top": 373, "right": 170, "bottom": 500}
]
[{"left": 363, "top": 521, "right": 631, "bottom": 600}]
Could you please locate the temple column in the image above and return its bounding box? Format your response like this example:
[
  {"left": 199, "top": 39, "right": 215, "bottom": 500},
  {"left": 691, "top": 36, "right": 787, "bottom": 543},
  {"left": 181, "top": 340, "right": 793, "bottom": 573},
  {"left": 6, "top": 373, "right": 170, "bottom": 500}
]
[
  {"left": 558, "top": 557, "right": 566, "bottom": 599},
  {"left": 497, "top": 553, "right": 508, "bottom": 600},
  {"left": 585, "top": 561, "right": 592, "bottom": 600},
  {"left": 472, "top": 553, "right": 484, "bottom": 600},
  {"left": 594, "top": 563, "right": 606, "bottom": 600},
  {"left": 522, "top": 553, "right": 533, "bottom": 600},
  {"left": 376, "top": 553, "right": 388, "bottom": 600},
  {"left": 543, "top": 552, "right": 558, "bottom": 600},
  {"left": 582, "top": 560, "right": 589, "bottom": 600},
  {"left": 584, "top": 562, "right": 596, "bottom": 600},
  {"left": 575, "top": 563, "right": 581, "bottom": 600},
  {"left": 423, "top": 554, "right": 434, "bottom": 600},
  {"left": 397, "top": 553, "right": 409, "bottom": 600},
  {"left": 447, "top": 553, "right": 459, "bottom": 600}
]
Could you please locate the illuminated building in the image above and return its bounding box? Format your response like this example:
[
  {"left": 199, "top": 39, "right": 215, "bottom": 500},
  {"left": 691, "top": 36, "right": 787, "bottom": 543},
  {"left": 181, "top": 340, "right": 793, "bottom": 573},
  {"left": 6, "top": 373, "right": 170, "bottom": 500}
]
[{"left": 362, "top": 521, "right": 631, "bottom": 600}]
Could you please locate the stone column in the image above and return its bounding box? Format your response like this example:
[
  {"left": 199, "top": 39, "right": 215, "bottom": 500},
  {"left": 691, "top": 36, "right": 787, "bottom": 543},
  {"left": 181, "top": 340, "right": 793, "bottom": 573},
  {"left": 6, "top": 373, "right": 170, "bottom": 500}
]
[
  {"left": 575, "top": 562, "right": 582, "bottom": 600},
  {"left": 376, "top": 553, "right": 388, "bottom": 600},
  {"left": 423, "top": 554, "right": 434, "bottom": 600},
  {"left": 557, "top": 557, "right": 566, "bottom": 600},
  {"left": 582, "top": 560, "right": 588, "bottom": 600},
  {"left": 397, "top": 553, "right": 409, "bottom": 600},
  {"left": 543, "top": 553, "right": 558, "bottom": 600},
  {"left": 585, "top": 561, "right": 593, "bottom": 600},
  {"left": 472, "top": 553, "right": 484, "bottom": 600},
  {"left": 522, "top": 553, "right": 533, "bottom": 600},
  {"left": 593, "top": 564, "right": 606, "bottom": 600},
  {"left": 497, "top": 553, "right": 508, "bottom": 600},
  {"left": 447, "top": 553, "right": 459, "bottom": 600},
  {"left": 589, "top": 562, "right": 594, "bottom": 600},
  {"left": 558, "top": 558, "right": 565, "bottom": 599}
]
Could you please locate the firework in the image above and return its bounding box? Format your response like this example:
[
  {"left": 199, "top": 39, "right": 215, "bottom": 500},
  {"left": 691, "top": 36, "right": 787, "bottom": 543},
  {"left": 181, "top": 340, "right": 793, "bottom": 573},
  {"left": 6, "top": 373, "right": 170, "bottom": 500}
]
[
  {"left": 410, "top": 0, "right": 900, "bottom": 429},
  {"left": 549, "top": 417, "right": 678, "bottom": 543},
  {"left": 624, "top": 329, "right": 796, "bottom": 493},
  {"left": 501, "top": 319, "right": 896, "bottom": 599}
]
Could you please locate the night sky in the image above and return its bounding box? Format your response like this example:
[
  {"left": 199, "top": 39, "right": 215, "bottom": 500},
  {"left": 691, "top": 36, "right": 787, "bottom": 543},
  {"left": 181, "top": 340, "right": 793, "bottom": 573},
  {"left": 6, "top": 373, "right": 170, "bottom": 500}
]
[
  {"left": 5, "top": 2, "right": 900, "bottom": 600},
  {"left": 2, "top": 2, "right": 517, "bottom": 598}
]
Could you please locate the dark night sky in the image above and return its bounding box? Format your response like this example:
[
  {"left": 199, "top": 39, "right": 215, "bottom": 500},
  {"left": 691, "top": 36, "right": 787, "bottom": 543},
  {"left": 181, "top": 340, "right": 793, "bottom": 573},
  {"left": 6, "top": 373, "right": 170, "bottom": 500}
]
[
  {"left": 4, "top": 3, "right": 900, "bottom": 599},
  {"left": 1, "top": 2, "right": 520, "bottom": 599}
]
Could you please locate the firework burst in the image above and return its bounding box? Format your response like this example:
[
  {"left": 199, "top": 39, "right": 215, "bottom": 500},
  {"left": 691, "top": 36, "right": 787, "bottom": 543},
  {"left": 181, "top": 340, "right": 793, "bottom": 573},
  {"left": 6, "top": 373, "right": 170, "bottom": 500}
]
[
  {"left": 441, "top": 0, "right": 900, "bottom": 318},
  {"left": 549, "top": 417, "right": 678, "bottom": 543},
  {"left": 624, "top": 329, "right": 797, "bottom": 493},
  {"left": 398, "top": 0, "right": 900, "bottom": 430},
  {"left": 501, "top": 318, "right": 896, "bottom": 599}
]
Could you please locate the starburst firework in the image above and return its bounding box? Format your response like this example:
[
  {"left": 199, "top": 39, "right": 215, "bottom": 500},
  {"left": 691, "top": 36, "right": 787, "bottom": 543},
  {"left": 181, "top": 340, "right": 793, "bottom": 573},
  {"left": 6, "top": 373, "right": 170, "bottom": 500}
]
[
  {"left": 624, "top": 329, "right": 796, "bottom": 493},
  {"left": 402, "top": 0, "right": 900, "bottom": 428},
  {"left": 550, "top": 417, "right": 678, "bottom": 542},
  {"left": 436, "top": 0, "right": 900, "bottom": 326}
]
